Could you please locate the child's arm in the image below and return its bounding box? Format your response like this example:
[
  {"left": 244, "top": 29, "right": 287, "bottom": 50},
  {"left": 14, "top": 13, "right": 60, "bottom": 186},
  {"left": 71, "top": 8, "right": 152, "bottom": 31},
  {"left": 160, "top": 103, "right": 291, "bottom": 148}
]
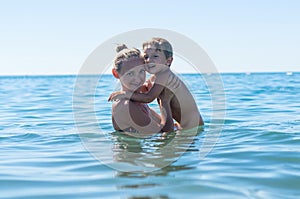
[
  {"left": 108, "top": 71, "right": 173, "bottom": 103},
  {"left": 139, "top": 77, "right": 155, "bottom": 93},
  {"left": 108, "top": 77, "right": 154, "bottom": 101},
  {"left": 108, "top": 83, "right": 165, "bottom": 103},
  {"left": 130, "top": 70, "right": 176, "bottom": 103},
  {"left": 130, "top": 83, "right": 165, "bottom": 103}
]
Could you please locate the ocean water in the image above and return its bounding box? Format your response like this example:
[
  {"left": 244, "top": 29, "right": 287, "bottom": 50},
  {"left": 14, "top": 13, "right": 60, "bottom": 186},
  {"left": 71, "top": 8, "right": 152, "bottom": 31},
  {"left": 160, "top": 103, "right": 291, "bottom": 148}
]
[{"left": 0, "top": 73, "right": 300, "bottom": 198}]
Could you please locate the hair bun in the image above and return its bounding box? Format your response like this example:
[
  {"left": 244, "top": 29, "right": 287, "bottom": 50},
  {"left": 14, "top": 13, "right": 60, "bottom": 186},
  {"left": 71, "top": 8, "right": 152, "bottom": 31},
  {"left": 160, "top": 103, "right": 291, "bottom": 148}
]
[{"left": 116, "top": 44, "right": 128, "bottom": 53}]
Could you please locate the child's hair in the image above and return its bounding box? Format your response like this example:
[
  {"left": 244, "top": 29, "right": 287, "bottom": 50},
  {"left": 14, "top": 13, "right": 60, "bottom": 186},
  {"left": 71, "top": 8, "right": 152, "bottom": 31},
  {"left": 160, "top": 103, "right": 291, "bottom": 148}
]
[
  {"left": 142, "top": 37, "right": 173, "bottom": 59},
  {"left": 114, "top": 44, "right": 142, "bottom": 72}
]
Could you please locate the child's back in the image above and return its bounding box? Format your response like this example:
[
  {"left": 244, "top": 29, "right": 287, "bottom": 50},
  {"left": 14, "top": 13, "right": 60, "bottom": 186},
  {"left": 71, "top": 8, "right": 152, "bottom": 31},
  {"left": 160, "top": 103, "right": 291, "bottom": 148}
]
[{"left": 156, "top": 68, "right": 204, "bottom": 129}]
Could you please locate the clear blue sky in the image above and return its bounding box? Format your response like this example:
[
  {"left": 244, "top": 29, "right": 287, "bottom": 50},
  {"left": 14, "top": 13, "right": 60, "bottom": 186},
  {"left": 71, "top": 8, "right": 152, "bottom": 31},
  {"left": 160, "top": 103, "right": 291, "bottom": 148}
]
[{"left": 1, "top": 0, "right": 299, "bottom": 75}]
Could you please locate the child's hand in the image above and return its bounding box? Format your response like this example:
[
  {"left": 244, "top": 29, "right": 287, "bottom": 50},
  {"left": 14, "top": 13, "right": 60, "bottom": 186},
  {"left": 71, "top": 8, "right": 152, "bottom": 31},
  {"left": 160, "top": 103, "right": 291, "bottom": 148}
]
[
  {"left": 108, "top": 91, "right": 126, "bottom": 101},
  {"left": 139, "top": 79, "right": 154, "bottom": 93},
  {"left": 145, "top": 78, "right": 154, "bottom": 90},
  {"left": 139, "top": 84, "right": 149, "bottom": 93}
]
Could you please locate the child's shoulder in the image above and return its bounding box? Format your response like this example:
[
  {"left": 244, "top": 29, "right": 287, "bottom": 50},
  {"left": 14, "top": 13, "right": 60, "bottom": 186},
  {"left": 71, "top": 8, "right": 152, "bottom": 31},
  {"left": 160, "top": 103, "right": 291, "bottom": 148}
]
[{"left": 156, "top": 68, "right": 172, "bottom": 78}]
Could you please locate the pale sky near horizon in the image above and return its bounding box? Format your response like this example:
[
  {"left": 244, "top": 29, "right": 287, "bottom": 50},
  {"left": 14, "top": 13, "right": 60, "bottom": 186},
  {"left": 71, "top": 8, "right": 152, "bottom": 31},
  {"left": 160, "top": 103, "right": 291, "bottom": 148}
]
[{"left": 0, "top": 0, "right": 299, "bottom": 75}]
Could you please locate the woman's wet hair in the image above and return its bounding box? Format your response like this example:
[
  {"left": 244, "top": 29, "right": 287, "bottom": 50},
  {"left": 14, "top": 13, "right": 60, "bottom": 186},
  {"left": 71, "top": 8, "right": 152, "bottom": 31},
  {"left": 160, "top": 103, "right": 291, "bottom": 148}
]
[{"left": 114, "top": 44, "right": 142, "bottom": 72}]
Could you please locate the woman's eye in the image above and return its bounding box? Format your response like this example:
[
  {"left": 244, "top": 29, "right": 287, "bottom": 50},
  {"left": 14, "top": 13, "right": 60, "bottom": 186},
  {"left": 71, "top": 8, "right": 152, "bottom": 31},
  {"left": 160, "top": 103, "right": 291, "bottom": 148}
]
[{"left": 127, "top": 72, "right": 133, "bottom": 76}]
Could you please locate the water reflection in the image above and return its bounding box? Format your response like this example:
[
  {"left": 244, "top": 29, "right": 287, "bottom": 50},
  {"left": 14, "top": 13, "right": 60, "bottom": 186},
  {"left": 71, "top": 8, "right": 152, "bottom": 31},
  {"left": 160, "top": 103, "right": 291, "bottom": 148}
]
[
  {"left": 127, "top": 196, "right": 170, "bottom": 199},
  {"left": 109, "top": 127, "right": 203, "bottom": 173},
  {"left": 116, "top": 164, "right": 195, "bottom": 178}
]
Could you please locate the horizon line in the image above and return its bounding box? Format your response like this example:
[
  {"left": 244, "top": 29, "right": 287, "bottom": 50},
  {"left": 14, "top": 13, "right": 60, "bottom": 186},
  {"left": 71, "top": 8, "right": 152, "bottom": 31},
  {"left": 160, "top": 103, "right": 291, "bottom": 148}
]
[{"left": 0, "top": 71, "right": 299, "bottom": 77}]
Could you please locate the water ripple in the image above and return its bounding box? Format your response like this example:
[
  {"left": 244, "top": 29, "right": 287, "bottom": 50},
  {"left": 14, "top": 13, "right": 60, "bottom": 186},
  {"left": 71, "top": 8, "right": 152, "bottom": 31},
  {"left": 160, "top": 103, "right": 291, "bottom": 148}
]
[{"left": 1, "top": 74, "right": 300, "bottom": 198}]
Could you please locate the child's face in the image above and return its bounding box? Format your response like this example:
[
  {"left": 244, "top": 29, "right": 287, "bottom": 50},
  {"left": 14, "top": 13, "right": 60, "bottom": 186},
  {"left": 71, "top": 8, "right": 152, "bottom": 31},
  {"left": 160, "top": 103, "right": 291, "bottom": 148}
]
[
  {"left": 119, "top": 58, "right": 146, "bottom": 92},
  {"left": 143, "top": 46, "right": 169, "bottom": 74}
]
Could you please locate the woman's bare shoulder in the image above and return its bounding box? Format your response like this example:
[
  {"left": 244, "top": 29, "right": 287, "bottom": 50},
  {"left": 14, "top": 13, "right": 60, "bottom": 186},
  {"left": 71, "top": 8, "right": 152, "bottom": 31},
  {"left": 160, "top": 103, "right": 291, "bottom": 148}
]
[
  {"left": 112, "top": 99, "right": 129, "bottom": 109},
  {"left": 112, "top": 99, "right": 141, "bottom": 114}
]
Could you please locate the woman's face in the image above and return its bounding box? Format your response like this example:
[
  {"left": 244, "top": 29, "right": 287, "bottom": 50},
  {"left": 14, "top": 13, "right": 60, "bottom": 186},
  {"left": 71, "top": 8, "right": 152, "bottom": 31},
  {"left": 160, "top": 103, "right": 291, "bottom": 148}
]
[{"left": 119, "top": 58, "right": 146, "bottom": 92}]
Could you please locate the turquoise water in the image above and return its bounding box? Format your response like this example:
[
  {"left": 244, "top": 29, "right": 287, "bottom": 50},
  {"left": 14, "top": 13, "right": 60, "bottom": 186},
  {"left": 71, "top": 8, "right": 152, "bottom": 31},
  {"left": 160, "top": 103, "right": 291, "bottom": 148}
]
[{"left": 0, "top": 73, "right": 300, "bottom": 198}]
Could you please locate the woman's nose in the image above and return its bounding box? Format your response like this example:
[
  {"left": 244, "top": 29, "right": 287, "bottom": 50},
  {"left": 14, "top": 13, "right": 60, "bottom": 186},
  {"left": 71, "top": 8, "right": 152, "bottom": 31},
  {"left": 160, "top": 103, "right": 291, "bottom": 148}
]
[
  {"left": 147, "top": 59, "right": 154, "bottom": 64},
  {"left": 133, "top": 75, "right": 141, "bottom": 81}
]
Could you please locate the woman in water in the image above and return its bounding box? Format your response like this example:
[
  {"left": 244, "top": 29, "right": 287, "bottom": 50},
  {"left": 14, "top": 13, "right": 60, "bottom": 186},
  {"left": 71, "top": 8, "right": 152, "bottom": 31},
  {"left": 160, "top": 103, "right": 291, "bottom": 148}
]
[{"left": 110, "top": 44, "right": 174, "bottom": 137}]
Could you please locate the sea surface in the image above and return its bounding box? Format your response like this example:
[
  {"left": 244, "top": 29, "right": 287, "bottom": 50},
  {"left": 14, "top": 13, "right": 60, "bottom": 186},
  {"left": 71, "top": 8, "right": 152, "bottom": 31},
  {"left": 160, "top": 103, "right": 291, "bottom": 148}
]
[{"left": 0, "top": 73, "right": 299, "bottom": 199}]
